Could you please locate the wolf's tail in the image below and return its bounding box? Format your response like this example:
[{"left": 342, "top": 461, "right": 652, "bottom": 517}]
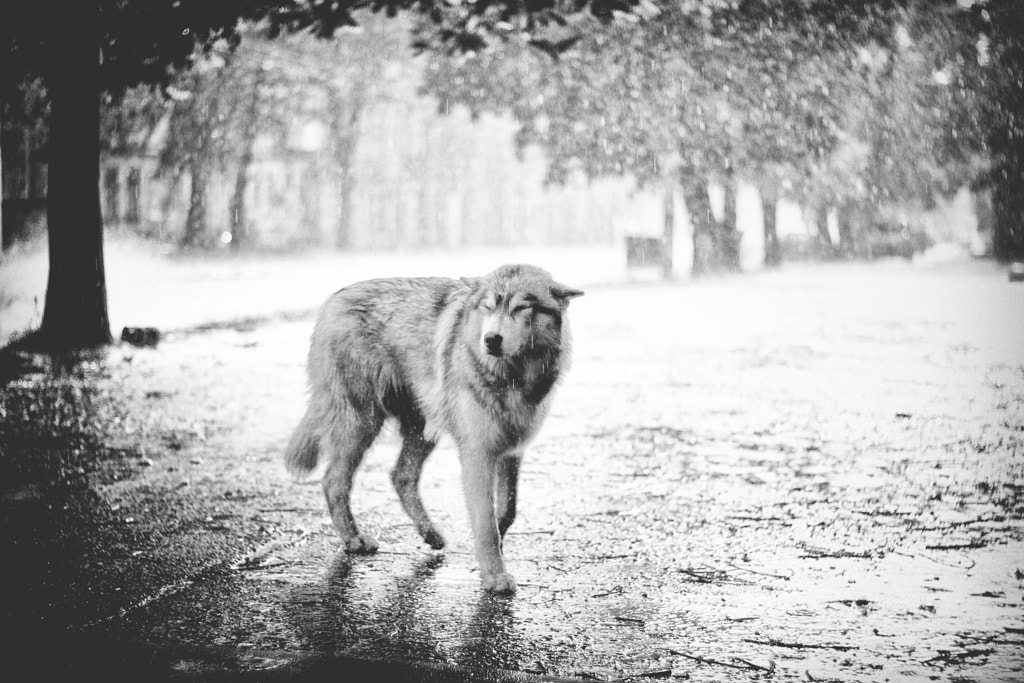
[{"left": 284, "top": 408, "right": 322, "bottom": 482}]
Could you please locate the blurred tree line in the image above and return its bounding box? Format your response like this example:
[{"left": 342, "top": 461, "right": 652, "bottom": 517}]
[
  {"left": 140, "top": 15, "right": 407, "bottom": 251},
  {"left": 6, "top": 11, "right": 630, "bottom": 253},
  {"left": 1, "top": 0, "right": 1021, "bottom": 351},
  {"left": 424, "top": 0, "right": 1023, "bottom": 272},
  {"left": 2, "top": 0, "right": 629, "bottom": 350}
]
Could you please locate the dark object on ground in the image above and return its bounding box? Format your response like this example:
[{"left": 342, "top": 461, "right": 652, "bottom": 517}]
[
  {"left": 865, "top": 220, "right": 933, "bottom": 260},
  {"left": 626, "top": 236, "right": 667, "bottom": 269},
  {"left": 1009, "top": 262, "right": 1024, "bottom": 282},
  {"left": 121, "top": 327, "right": 161, "bottom": 347}
]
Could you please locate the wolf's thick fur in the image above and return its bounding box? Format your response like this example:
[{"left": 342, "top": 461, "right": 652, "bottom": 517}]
[{"left": 285, "top": 264, "right": 582, "bottom": 593}]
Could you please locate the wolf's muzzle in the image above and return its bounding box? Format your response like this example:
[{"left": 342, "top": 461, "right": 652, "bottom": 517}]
[{"left": 484, "top": 332, "right": 503, "bottom": 356}]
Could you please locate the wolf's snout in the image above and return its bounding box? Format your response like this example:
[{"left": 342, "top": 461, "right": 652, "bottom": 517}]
[{"left": 484, "top": 332, "right": 503, "bottom": 356}]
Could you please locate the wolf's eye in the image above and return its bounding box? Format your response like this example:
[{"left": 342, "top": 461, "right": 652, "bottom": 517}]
[
  {"left": 480, "top": 300, "right": 495, "bottom": 312},
  {"left": 512, "top": 305, "right": 533, "bottom": 316}
]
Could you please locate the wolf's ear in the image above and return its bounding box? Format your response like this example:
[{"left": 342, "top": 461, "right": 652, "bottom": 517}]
[
  {"left": 550, "top": 283, "right": 584, "bottom": 305},
  {"left": 460, "top": 276, "right": 480, "bottom": 290}
]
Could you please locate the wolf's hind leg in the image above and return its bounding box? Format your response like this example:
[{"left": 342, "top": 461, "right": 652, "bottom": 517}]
[
  {"left": 392, "top": 414, "right": 445, "bottom": 549},
  {"left": 392, "top": 437, "right": 445, "bottom": 549},
  {"left": 322, "top": 407, "right": 384, "bottom": 554}
]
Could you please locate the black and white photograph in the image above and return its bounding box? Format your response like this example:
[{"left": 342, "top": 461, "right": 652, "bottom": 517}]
[{"left": 2, "top": 1, "right": 1022, "bottom": 681}]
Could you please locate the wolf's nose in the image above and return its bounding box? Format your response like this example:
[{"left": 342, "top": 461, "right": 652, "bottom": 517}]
[{"left": 484, "top": 332, "right": 503, "bottom": 356}]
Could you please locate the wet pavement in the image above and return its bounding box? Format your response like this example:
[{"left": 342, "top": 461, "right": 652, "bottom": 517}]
[{"left": 2, "top": 256, "right": 1023, "bottom": 682}]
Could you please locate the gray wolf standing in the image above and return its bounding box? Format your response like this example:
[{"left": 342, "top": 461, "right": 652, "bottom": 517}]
[{"left": 284, "top": 264, "right": 583, "bottom": 593}]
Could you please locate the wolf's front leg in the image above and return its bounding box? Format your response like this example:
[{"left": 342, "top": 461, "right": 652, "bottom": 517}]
[
  {"left": 496, "top": 454, "right": 521, "bottom": 544},
  {"left": 392, "top": 432, "right": 445, "bottom": 550},
  {"left": 460, "top": 452, "right": 516, "bottom": 594}
]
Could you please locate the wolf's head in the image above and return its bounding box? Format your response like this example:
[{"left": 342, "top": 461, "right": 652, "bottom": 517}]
[{"left": 461, "top": 265, "right": 583, "bottom": 370}]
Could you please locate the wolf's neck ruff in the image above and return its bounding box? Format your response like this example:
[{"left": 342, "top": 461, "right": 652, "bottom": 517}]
[{"left": 462, "top": 338, "right": 560, "bottom": 411}]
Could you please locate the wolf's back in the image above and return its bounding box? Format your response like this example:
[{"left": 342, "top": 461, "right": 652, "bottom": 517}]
[{"left": 285, "top": 276, "right": 466, "bottom": 482}]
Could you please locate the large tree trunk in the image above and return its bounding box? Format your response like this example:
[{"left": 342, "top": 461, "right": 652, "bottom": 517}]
[
  {"left": 662, "top": 180, "right": 674, "bottom": 279},
  {"left": 761, "top": 185, "right": 780, "bottom": 268},
  {"left": 992, "top": 174, "right": 1024, "bottom": 262},
  {"left": 336, "top": 151, "right": 356, "bottom": 250},
  {"left": 720, "top": 171, "right": 741, "bottom": 271},
  {"left": 0, "top": 133, "right": 4, "bottom": 249},
  {"left": 327, "top": 87, "right": 365, "bottom": 250},
  {"left": 298, "top": 164, "right": 322, "bottom": 245},
  {"left": 229, "top": 151, "right": 252, "bottom": 251},
  {"left": 680, "top": 171, "right": 717, "bottom": 276},
  {"left": 176, "top": 64, "right": 228, "bottom": 251},
  {"left": 181, "top": 155, "right": 209, "bottom": 249},
  {"left": 814, "top": 203, "right": 834, "bottom": 258},
  {"left": 36, "top": 1, "right": 112, "bottom": 351},
  {"left": 837, "top": 200, "right": 856, "bottom": 257},
  {"left": 229, "top": 72, "right": 263, "bottom": 251},
  {"left": 157, "top": 168, "right": 183, "bottom": 241}
]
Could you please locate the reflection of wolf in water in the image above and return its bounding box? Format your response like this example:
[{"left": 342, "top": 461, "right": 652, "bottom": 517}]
[{"left": 285, "top": 264, "right": 583, "bottom": 593}]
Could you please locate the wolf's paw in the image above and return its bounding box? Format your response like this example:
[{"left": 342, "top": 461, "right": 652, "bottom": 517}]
[
  {"left": 343, "top": 534, "right": 379, "bottom": 554},
  {"left": 421, "top": 529, "right": 446, "bottom": 550},
  {"left": 482, "top": 572, "right": 517, "bottom": 594}
]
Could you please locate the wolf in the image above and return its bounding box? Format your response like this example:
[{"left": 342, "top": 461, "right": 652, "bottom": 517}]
[{"left": 284, "top": 264, "right": 583, "bottom": 593}]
